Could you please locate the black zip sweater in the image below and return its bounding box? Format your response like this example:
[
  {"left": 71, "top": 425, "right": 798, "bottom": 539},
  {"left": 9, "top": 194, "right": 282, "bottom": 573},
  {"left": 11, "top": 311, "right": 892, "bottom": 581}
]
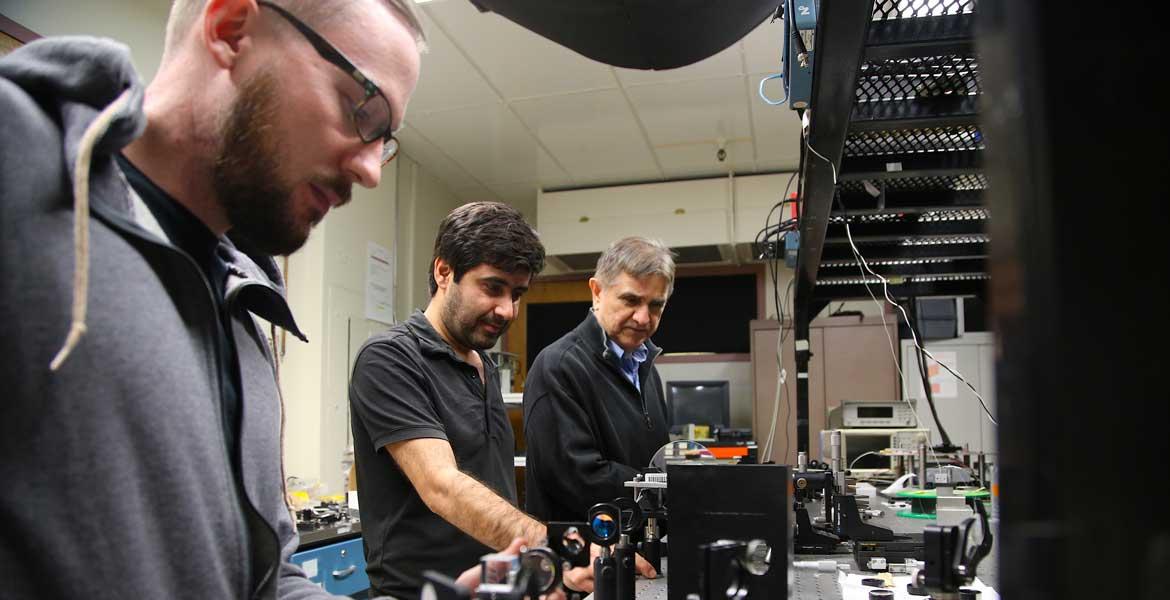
[{"left": 523, "top": 312, "right": 670, "bottom": 522}]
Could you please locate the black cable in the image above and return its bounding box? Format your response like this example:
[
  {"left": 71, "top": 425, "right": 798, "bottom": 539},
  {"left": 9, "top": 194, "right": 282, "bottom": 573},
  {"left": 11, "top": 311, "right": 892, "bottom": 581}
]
[
  {"left": 755, "top": 173, "right": 799, "bottom": 463},
  {"left": 906, "top": 299, "right": 960, "bottom": 452}
]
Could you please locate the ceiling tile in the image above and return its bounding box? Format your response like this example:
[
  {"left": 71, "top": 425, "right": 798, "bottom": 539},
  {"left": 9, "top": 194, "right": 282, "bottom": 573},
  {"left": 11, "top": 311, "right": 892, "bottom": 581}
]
[
  {"left": 396, "top": 125, "right": 482, "bottom": 190},
  {"left": 742, "top": 15, "right": 787, "bottom": 75},
  {"left": 655, "top": 139, "right": 756, "bottom": 179},
  {"left": 407, "top": 104, "right": 571, "bottom": 187},
  {"left": 511, "top": 90, "right": 661, "bottom": 182},
  {"left": 614, "top": 42, "right": 744, "bottom": 87},
  {"left": 422, "top": 1, "right": 617, "bottom": 100},
  {"left": 407, "top": 10, "right": 501, "bottom": 115},
  {"left": 749, "top": 77, "right": 804, "bottom": 169},
  {"left": 626, "top": 75, "right": 753, "bottom": 147}
]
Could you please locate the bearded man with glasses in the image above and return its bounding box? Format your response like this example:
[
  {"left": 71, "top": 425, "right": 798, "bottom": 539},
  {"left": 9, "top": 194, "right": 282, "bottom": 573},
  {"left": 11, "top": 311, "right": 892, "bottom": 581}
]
[{"left": 0, "top": 1, "right": 478, "bottom": 598}]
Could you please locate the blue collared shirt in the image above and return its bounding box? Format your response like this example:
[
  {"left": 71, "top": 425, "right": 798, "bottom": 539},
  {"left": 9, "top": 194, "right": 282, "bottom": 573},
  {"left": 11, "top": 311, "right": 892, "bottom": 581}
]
[{"left": 608, "top": 339, "right": 649, "bottom": 392}]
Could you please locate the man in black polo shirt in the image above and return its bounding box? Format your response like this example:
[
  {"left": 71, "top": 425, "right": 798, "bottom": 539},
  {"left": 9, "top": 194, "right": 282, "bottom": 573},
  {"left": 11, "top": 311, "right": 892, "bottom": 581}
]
[
  {"left": 523, "top": 237, "right": 674, "bottom": 523},
  {"left": 350, "top": 202, "right": 555, "bottom": 600}
]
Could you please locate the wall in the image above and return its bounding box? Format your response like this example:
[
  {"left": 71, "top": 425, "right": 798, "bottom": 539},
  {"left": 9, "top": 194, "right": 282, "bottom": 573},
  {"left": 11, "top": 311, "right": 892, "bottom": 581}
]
[
  {"left": 655, "top": 361, "right": 754, "bottom": 430},
  {"left": 2, "top": 0, "right": 169, "bottom": 79},
  {"left": 281, "top": 164, "right": 399, "bottom": 494},
  {"left": 285, "top": 154, "right": 482, "bottom": 493},
  {"left": 393, "top": 155, "right": 468, "bottom": 320}
]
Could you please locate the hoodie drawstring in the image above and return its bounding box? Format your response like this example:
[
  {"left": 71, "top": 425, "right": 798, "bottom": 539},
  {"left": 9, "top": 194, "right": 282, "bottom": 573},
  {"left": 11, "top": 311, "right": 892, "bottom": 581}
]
[{"left": 50, "top": 88, "right": 135, "bottom": 371}]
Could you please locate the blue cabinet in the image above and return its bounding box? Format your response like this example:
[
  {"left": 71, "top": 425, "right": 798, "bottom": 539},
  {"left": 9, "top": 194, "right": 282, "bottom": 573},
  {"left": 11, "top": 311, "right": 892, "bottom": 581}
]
[{"left": 291, "top": 536, "right": 369, "bottom": 596}]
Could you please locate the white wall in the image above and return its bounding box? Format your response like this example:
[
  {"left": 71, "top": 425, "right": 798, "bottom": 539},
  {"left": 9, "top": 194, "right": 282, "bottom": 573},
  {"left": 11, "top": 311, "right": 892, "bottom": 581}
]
[
  {"left": 2, "top": 0, "right": 169, "bottom": 80},
  {"left": 393, "top": 155, "right": 468, "bottom": 320},
  {"left": 281, "top": 165, "right": 400, "bottom": 494},
  {"left": 655, "top": 361, "right": 754, "bottom": 430}
]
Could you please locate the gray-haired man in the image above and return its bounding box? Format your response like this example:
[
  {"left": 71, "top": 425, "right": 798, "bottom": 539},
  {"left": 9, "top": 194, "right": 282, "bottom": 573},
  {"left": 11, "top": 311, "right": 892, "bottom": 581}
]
[{"left": 522, "top": 237, "right": 675, "bottom": 523}]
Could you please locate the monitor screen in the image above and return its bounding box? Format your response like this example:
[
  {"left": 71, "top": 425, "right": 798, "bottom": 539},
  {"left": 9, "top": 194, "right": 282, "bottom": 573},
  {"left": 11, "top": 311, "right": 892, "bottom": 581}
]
[
  {"left": 666, "top": 381, "right": 731, "bottom": 428},
  {"left": 857, "top": 406, "right": 893, "bottom": 419}
]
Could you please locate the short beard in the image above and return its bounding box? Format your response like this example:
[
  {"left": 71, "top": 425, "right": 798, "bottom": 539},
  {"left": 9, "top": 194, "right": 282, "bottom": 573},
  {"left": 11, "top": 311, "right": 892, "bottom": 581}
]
[
  {"left": 441, "top": 282, "right": 508, "bottom": 351},
  {"left": 212, "top": 71, "right": 306, "bottom": 256}
]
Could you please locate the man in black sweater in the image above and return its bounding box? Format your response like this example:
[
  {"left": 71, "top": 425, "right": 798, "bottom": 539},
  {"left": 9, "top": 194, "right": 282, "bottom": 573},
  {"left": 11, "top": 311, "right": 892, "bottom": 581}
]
[{"left": 523, "top": 237, "right": 675, "bottom": 523}]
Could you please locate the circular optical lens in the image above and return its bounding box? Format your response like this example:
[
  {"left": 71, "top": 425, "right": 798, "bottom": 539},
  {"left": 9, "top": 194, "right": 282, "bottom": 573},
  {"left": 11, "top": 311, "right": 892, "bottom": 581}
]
[
  {"left": 520, "top": 549, "right": 560, "bottom": 594},
  {"left": 591, "top": 513, "right": 617, "bottom": 540},
  {"left": 561, "top": 527, "right": 586, "bottom": 556}
]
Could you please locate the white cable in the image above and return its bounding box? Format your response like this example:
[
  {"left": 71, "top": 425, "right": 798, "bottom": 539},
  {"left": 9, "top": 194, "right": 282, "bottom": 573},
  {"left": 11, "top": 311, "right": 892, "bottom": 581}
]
[
  {"left": 845, "top": 222, "right": 998, "bottom": 426},
  {"left": 806, "top": 143, "right": 838, "bottom": 187},
  {"left": 806, "top": 140, "right": 998, "bottom": 428},
  {"left": 848, "top": 451, "right": 882, "bottom": 471}
]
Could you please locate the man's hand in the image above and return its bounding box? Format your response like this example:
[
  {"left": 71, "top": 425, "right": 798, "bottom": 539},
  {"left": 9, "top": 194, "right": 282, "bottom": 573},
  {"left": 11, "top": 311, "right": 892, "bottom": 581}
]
[
  {"left": 455, "top": 537, "right": 571, "bottom": 599},
  {"left": 563, "top": 543, "right": 659, "bottom": 593},
  {"left": 562, "top": 559, "right": 594, "bottom": 594},
  {"left": 454, "top": 537, "right": 528, "bottom": 592},
  {"left": 634, "top": 552, "right": 658, "bottom": 579}
]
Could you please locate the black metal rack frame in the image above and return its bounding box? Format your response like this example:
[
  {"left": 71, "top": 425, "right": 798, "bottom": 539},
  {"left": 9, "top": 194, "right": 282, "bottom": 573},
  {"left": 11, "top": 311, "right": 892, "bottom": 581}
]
[
  {"left": 790, "top": 0, "right": 986, "bottom": 455},
  {"left": 785, "top": 1, "right": 1170, "bottom": 597}
]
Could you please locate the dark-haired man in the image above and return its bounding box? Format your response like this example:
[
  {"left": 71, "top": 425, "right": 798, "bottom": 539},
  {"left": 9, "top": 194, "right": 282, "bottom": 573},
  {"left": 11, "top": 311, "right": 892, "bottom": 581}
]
[{"left": 350, "top": 202, "right": 568, "bottom": 599}]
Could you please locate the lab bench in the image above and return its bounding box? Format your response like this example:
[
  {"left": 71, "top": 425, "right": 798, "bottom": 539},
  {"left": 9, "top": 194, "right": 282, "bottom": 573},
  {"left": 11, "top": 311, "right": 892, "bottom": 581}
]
[{"left": 586, "top": 500, "right": 998, "bottom": 600}]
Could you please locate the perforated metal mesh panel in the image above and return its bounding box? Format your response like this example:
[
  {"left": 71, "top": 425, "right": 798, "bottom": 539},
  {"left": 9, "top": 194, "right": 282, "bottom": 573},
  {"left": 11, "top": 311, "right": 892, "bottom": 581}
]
[
  {"left": 844, "top": 125, "right": 984, "bottom": 156},
  {"left": 828, "top": 213, "right": 909, "bottom": 224},
  {"left": 872, "top": 0, "right": 977, "bottom": 20},
  {"left": 830, "top": 208, "right": 986, "bottom": 224},
  {"left": 919, "top": 208, "right": 988, "bottom": 221},
  {"left": 837, "top": 173, "right": 988, "bottom": 194},
  {"left": 822, "top": 257, "right": 954, "bottom": 268},
  {"left": 900, "top": 234, "right": 989, "bottom": 245},
  {"left": 856, "top": 55, "right": 980, "bottom": 103}
]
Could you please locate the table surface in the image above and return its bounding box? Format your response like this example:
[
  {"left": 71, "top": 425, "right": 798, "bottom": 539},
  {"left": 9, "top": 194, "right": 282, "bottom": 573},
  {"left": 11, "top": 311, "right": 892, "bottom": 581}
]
[
  {"left": 585, "top": 498, "right": 998, "bottom": 600},
  {"left": 296, "top": 519, "right": 362, "bottom": 551}
]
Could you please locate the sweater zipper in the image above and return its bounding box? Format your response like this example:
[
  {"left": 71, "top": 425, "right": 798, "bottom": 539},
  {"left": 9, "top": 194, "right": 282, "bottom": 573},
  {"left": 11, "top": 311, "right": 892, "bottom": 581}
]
[
  {"left": 225, "top": 283, "right": 286, "bottom": 597},
  {"left": 641, "top": 348, "right": 664, "bottom": 431},
  {"left": 635, "top": 372, "right": 652, "bottom": 431},
  {"left": 132, "top": 236, "right": 252, "bottom": 600},
  {"left": 96, "top": 173, "right": 256, "bottom": 598}
]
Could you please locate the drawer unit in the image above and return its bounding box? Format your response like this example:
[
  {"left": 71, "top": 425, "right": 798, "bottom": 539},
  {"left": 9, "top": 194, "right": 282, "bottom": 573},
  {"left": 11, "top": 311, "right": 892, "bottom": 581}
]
[{"left": 290, "top": 537, "right": 369, "bottom": 596}]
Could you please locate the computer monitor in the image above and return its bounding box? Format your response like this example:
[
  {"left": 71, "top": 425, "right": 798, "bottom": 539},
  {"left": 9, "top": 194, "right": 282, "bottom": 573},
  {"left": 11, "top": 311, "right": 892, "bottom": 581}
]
[{"left": 666, "top": 380, "right": 731, "bottom": 429}]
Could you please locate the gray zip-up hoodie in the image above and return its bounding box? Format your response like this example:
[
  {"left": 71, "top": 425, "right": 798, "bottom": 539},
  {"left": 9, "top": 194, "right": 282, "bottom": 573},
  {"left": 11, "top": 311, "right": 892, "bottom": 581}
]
[{"left": 0, "top": 37, "right": 346, "bottom": 599}]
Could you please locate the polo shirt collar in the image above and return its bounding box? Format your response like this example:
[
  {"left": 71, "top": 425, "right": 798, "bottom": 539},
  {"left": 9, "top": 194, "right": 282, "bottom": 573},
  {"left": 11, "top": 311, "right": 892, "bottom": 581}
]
[{"left": 404, "top": 310, "right": 497, "bottom": 368}]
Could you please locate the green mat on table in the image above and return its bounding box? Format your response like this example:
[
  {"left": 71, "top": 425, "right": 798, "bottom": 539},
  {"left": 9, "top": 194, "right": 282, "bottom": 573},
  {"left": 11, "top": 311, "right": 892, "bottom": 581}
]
[{"left": 893, "top": 487, "right": 990, "bottom": 519}]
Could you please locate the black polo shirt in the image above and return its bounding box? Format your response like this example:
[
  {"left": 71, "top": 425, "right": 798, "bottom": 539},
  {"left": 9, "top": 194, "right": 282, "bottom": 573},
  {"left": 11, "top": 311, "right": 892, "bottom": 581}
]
[{"left": 349, "top": 310, "right": 516, "bottom": 600}]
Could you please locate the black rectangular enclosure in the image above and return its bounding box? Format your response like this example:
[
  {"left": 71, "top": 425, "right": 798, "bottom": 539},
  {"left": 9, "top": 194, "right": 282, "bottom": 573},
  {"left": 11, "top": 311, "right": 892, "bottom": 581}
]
[{"left": 666, "top": 463, "right": 789, "bottom": 600}]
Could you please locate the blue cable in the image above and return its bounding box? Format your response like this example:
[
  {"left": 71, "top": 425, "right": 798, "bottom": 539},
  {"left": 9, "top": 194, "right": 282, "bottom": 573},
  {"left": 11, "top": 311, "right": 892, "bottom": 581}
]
[
  {"left": 759, "top": 73, "right": 788, "bottom": 106},
  {"left": 758, "top": 0, "right": 795, "bottom": 106}
]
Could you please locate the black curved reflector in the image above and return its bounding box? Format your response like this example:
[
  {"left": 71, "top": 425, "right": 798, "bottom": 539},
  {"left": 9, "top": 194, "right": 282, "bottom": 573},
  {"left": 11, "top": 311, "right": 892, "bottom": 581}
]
[{"left": 469, "top": 0, "right": 783, "bottom": 70}]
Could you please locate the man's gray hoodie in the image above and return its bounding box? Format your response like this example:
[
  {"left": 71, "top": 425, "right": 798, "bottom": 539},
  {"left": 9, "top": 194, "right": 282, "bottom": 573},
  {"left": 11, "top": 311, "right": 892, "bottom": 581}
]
[{"left": 0, "top": 37, "right": 342, "bottom": 599}]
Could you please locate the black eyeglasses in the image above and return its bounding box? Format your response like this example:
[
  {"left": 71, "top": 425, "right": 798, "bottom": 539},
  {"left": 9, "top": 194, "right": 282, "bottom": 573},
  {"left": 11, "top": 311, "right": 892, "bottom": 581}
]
[{"left": 258, "top": 0, "right": 399, "bottom": 165}]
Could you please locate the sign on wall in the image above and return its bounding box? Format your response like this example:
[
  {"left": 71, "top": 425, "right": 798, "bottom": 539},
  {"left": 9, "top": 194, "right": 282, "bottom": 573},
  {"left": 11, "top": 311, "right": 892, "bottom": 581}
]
[{"left": 365, "top": 241, "right": 394, "bottom": 325}]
